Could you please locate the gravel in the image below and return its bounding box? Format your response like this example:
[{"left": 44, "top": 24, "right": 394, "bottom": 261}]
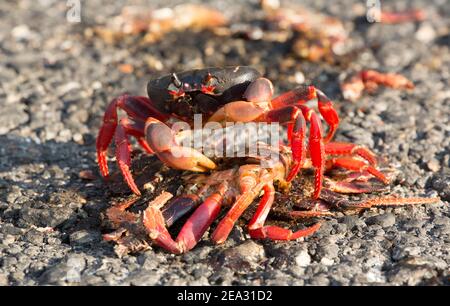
[
  {"left": 0, "top": 0, "right": 448, "bottom": 285},
  {"left": 366, "top": 213, "right": 396, "bottom": 228}
]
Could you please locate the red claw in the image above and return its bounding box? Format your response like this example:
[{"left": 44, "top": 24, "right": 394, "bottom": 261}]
[{"left": 309, "top": 112, "right": 325, "bottom": 199}]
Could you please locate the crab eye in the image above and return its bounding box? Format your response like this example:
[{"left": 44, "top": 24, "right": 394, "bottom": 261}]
[{"left": 171, "top": 73, "right": 182, "bottom": 88}]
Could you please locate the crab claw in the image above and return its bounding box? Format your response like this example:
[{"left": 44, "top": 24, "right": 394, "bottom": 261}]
[{"left": 145, "top": 118, "right": 216, "bottom": 172}]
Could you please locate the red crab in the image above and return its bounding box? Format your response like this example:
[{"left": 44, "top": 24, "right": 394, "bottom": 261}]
[
  {"left": 93, "top": 4, "right": 228, "bottom": 44},
  {"left": 104, "top": 144, "right": 439, "bottom": 254},
  {"left": 97, "top": 66, "right": 386, "bottom": 200},
  {"left": 341, "top": 70, "right": 415, "bottom": 101}
]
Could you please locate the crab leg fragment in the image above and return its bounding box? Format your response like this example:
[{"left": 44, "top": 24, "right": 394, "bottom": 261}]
[
  {"left": 325, "top": 142, "right": 377, "bottom": 166},
  {"left": 326, "top": 157, "right": 389, "bottom": 184},
  {"left": 144, "top": 190, "right": 225, "bottom": 254},
  {"left": 341, "top": 70, "right": 415, "bottom": 101},
  {"left": 344, "top": 196, "right": 440, "bottom": 209},
  {"left": 248, "top": 184, "right": 321, "bottom": 240},
  {"left": 379, "top": 9, "right": 426, "bottom": 24}
]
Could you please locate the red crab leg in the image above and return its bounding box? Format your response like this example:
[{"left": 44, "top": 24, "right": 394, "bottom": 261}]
[
  {"left": 326, "top": 157, "right": 389, "bottom": 184},
  {"left": 211, "top": 166, "right": 267, "bottom": 244},
  {"left": 288, "top": 109, "right": 307, "bottom": 181},
  {"left": 341, "top": 70, "right": 414, "bottom": 101},
  {"left": 96, "top": 94, "right": 168, "bottom": 178},
  {"left": 316, "top": 90, "right": 339, "bottom": 143},
  {"left": 143, "top": 189, "right": 225, "bottom": 254},
  {"left": 120, "top": 117, "right": 154, "bottom": 154},
  {"left": 268, "top": 106, "right": 326, "bottom": 197},
  {"left": 380, "top": 9, "right": 426, "bottom": 24},
  {"left": 325, "top": 142, "right": 377, "bottom": 166},
  {"left": 136, "top": 137, "right": 154, "bottom": 155},
  {"left": 271, "top": 85, "right": 316, "bottom": 108},
  {"left": 266, "top": 106, "right": 306, "bottom": 182},
  {"left": 113, "top": 117, "right": 162, "bottom": 195},
  {"left": 271, "top": 85, "right": 340, "bottom": 143},
  {"left": 114, "top": 118, "right": 141, "bottom": 195},
  {"left": 309, "top": 111, "right": 325, "bottom": 199},
  {"left": 324, "top": 178, "right": 387, "bottom": 194},
  {"left": 248, "top": 184, "right": 321, "bottom": 240},
  {"left": 97, "top": 98, "right": 120, "bottom": 178}
]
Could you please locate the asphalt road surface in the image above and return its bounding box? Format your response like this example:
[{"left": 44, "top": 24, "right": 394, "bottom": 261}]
[{"left": 0, "top": 0, "right": 448, "bottom": 285}]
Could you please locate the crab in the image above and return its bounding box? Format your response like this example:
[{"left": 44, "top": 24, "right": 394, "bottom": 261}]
[
  {"left": 97, "top": 66, "right": 386, "bottom": 201},
  {"left": 93, "top": 4, "right": 228, "bottom": 44},
  {"left": 260, "top": 2, "right": 348, "bottom": 62},
  {"left": 341, "top": 70, "right": 415, "bottom": 101},
  {"left": 375, "top": 9, "right": 426, "bottom": 24},
  {"left": 103, "top": 143, "right": 439, "bottom": 255}
]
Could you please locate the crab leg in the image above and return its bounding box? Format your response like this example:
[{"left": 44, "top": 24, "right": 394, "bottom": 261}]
[
  {"left": 268, "top": 107, "right": 325, "bottom": 198},
  {"left": 271, "top": 85, "right": 340, "bottom": 143},
  {"left": 113, "top": 117, "right": 165, "bottom": 195},
  {"left": 97, "top": 99, "right": 120, "bottom": 178},
  {"left": 211, "top": 166, "right": 268, "bottom": 244},
  {"left": 309, "top": 111, "right": 326, "bottom": 199},
  {"left": 248, "top": 184, "right": 321, "bottom": 240},
  {"left": 341, "top": 70, "right": 414, "bottom": 101},
  {"left": 324, "top": 178, "right": 388, "bottom": 194},
  {"left": 119, "top": 118, "right": 154, "bottom": 154},
  {"left": 325, "top": 142, "right": 377, "bottom": 166},
  {"left": 114, "top": 119, "right": 141, "bottom": 195},
  {"left": 344, "top": 196, "right": 440, "bottom": 209},
  {"left": 143, "top": 188, "right": 226, "bottom": 254},
  {"left": 266, "top": 105, "right": 307, "bottom": 181},
  {"left": 326, "top": 157, "right": 389, "bottom": 184},
  {"left": 96, "top": 94, "right": 168, "bottom": 178}
]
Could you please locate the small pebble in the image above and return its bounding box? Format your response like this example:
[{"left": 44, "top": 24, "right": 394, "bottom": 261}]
[
  {"left": 295, "top": 250, "right": 311, "bottom": 267},
  {"left": 366, "top": 213, "right": 396, "bottom": 228}
]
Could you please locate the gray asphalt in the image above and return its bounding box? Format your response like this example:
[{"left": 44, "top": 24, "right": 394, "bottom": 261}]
[{"left": 0, "top": 0, "right": 448, "bottom": 285}]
